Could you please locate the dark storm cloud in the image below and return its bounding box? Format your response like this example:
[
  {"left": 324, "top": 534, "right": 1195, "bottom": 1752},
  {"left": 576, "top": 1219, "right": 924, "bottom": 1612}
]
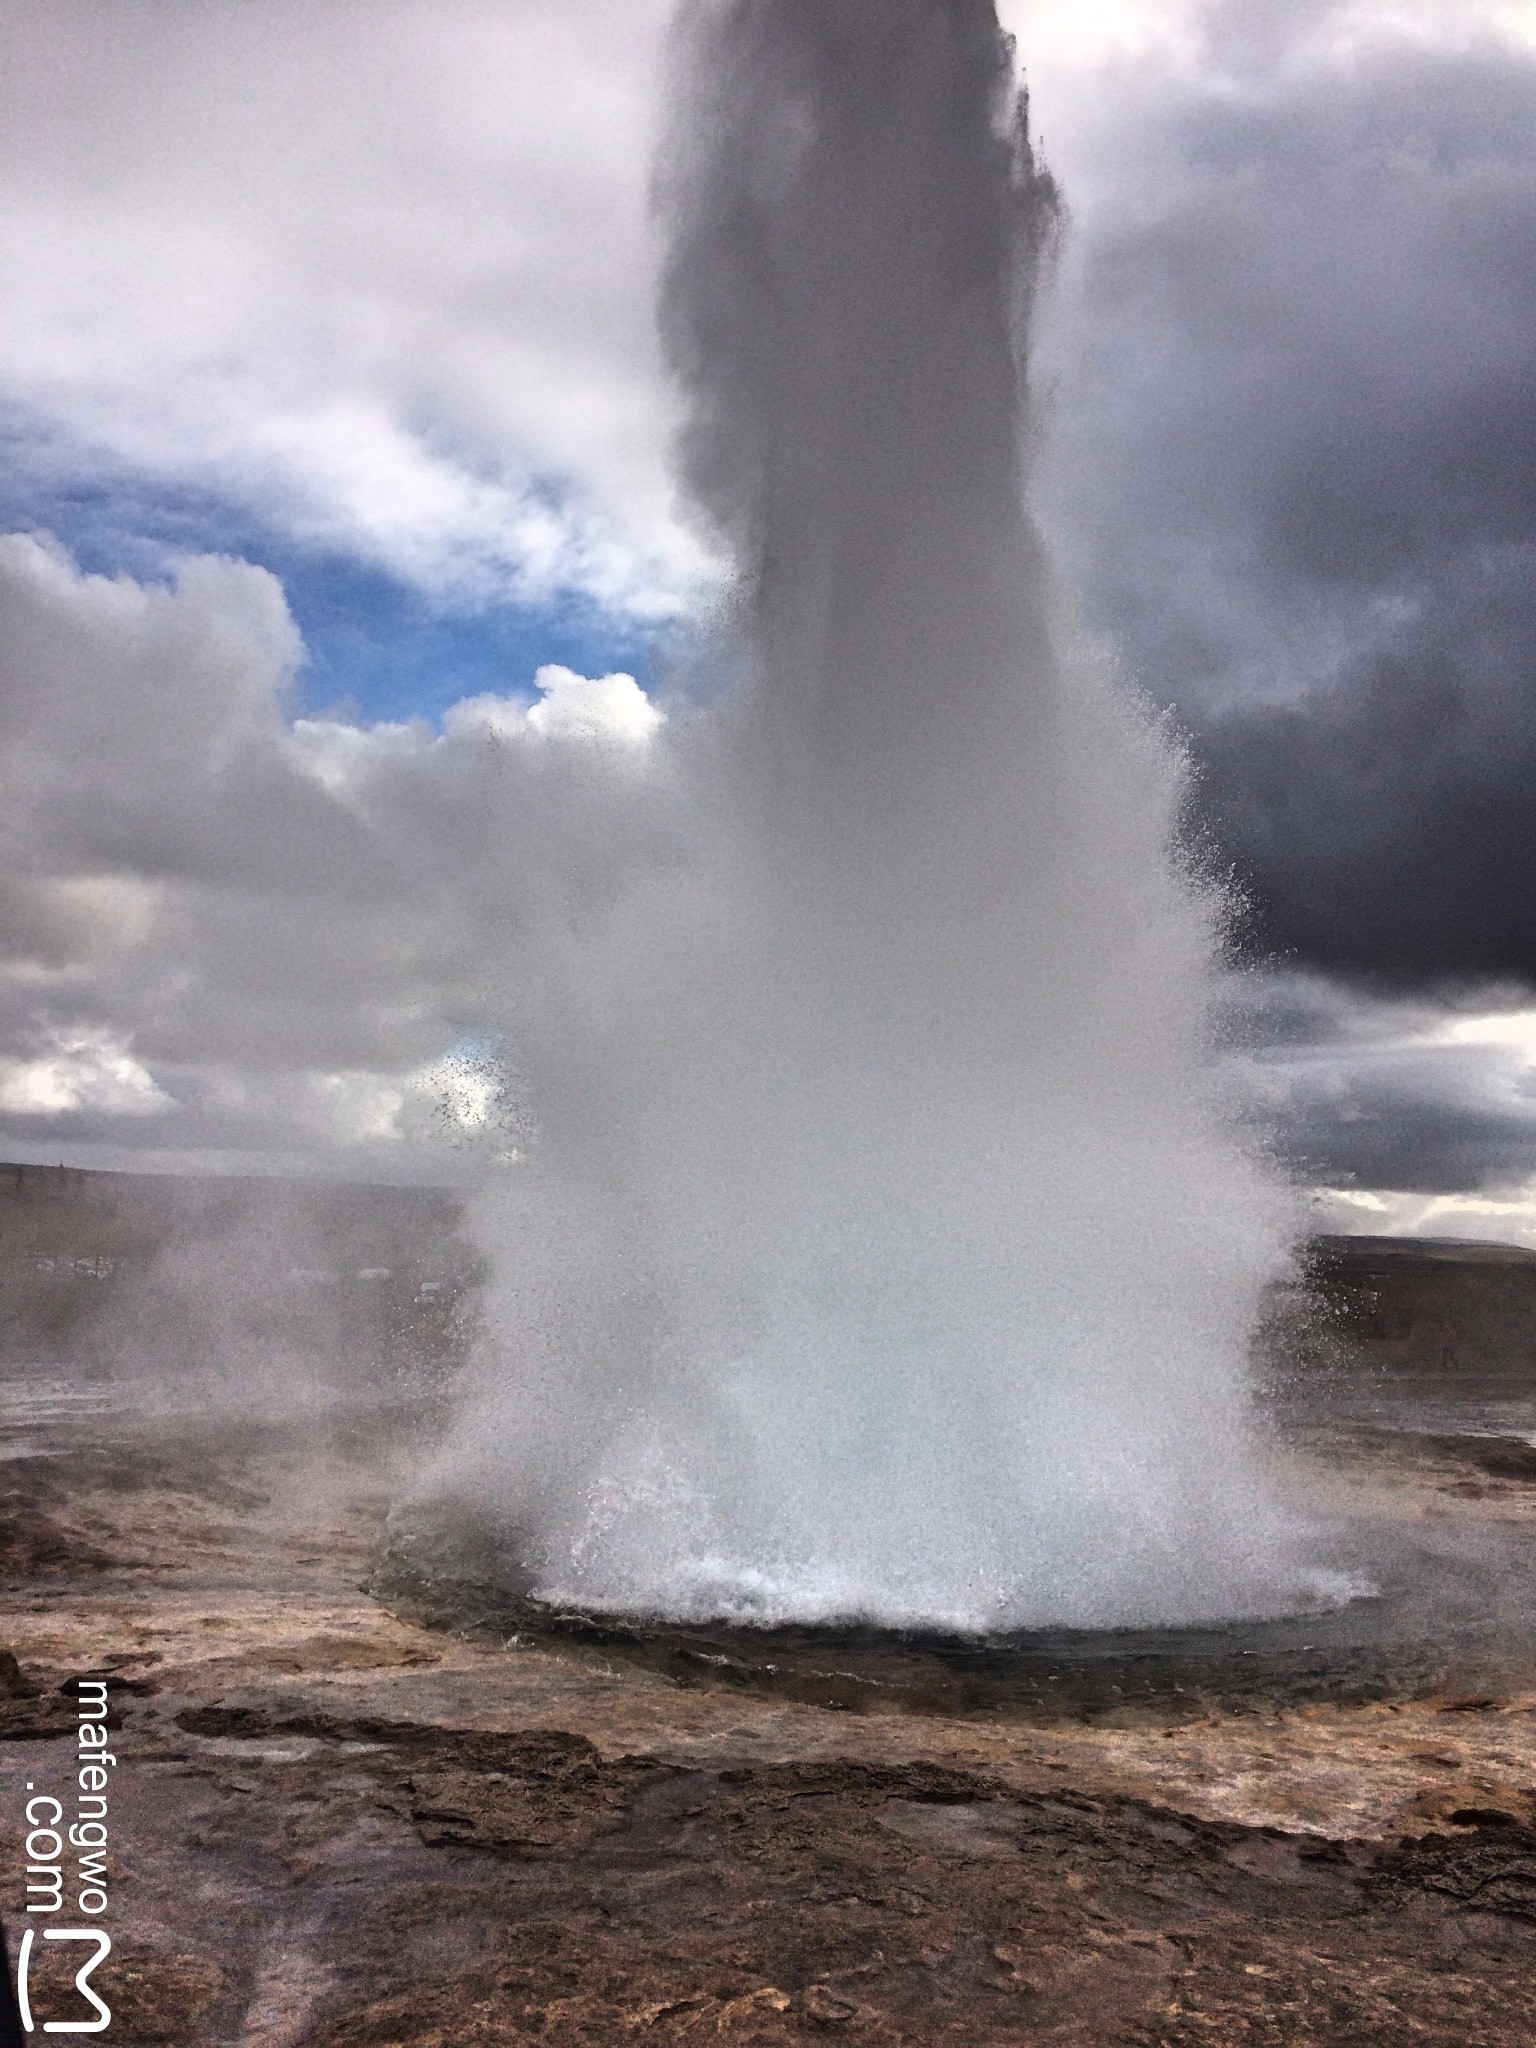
[
  {"left": 1266, "top": 1039, "right": 1536, "bottom": 1195},
  {"left": 1044, "top": 25, "right": 1536, "bottom": 986},
  {"left": 1199, "top": 612, "right": 1536, "bottom": 982},
  {"left": 1292, "top": 1085, "right": 1536, "bottom": 1197},
  {"left": 1221, "top": 971, "right": 1536, "bottom": 1197}
]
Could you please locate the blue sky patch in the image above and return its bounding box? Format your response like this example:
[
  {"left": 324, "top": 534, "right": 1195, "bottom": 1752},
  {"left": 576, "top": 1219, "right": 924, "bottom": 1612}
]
[{"left": 0, "top": 414, "right": 668, "bottom": 726}]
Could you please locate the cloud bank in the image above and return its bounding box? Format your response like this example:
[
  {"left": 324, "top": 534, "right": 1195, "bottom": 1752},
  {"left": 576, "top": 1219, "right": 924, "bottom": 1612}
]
[
  {"left": 0, "top": 0, "right": 695, "bottom": 621},
  {"left": 3, "top": 0, "right": 1535, "bottom": 1226},
  {"left": 0, "top": 532, "right": 679, "bottom": 1174},
  {"left": 1037, "top": 2, "right": 1536, "bottom": 985}
]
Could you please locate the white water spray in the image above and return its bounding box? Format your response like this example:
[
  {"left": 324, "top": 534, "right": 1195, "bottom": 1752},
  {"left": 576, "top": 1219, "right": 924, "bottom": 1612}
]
[{"left": 424, "top": 0, "right": 1332, "bottom": 1631}]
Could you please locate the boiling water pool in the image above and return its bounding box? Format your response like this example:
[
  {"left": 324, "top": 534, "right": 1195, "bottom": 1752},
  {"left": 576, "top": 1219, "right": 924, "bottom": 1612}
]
[{"left": 380, "top": 1388, "right": 1536, "bottom": 1721}]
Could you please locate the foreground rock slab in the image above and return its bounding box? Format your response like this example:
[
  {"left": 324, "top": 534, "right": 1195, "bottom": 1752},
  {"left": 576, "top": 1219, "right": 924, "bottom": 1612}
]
[{"left": 2, "top": 1394, "right": 1534, "bottom": 2045}]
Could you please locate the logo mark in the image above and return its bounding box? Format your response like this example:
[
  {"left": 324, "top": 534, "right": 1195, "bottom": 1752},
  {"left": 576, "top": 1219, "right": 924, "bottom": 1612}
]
[{"left": 16, "top": 1928, "right": 112, "bottom": 2035}]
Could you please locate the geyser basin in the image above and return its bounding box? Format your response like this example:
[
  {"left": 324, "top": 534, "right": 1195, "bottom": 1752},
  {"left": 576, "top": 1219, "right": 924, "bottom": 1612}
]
[
  {"left": 381, "top": 1408, "right": 1536, "bottom": 1720},
  {"left": 376, "top": 1509, "right": 1535, "bottom": 1723}
]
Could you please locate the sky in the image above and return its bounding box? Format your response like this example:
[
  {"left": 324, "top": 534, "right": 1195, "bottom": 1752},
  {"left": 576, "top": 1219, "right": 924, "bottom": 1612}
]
[{"left": 1, "top": 0, "right": 1534, "bottom": 1238}]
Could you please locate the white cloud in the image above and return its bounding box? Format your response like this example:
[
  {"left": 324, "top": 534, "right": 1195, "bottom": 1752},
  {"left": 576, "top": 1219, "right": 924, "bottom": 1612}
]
[
  {"left": 506, "top": 664, "right": 663, "bottom": 747},
  {"left": 0, "top": 0, "right": 705, "bottom": 616},
  {"left": 0, "top": 1027, "right": 169, "bottom": 1119},
  {"left": 14, "top": 528, "right": 1530, "bottom": 1222},
  {"left": 1429, "top": 1009, "right": 1536, "bottom": 1058},
  {"left": 306, "top": 1069, "right": 409, "bottom": 1148},
  {"left": 1310, "top": 1183, "right": 1536, "bottom": 1247},
  {"left": 2, "top": 0, "right": 1511, "bottom": 622},
  {"left": 0, "top": 535, "right": 673, "bottom": 1174},
  {"left": 2, "top": 0, "right": 1529, "bottom": 1216}
]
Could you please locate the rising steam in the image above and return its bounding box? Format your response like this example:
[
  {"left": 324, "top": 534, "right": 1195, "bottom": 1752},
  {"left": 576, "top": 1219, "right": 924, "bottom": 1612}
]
[{"left": 420, "top": 0, "right": 1327, "bottom": 1630}]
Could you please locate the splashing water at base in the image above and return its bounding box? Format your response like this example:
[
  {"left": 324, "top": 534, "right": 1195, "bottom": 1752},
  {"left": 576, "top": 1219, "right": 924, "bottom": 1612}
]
[{"left": 416, "top": 0, "right": 1339, "bottom": 1633}]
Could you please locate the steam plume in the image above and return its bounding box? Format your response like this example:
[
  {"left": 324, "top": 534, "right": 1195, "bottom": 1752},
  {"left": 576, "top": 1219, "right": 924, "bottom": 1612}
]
[{"left": 425, "top": 0, "right": 1326, "bottom": 1630}]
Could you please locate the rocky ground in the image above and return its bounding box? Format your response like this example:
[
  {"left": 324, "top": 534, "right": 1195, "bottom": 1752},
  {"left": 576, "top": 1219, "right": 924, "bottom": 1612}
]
[{"left": 2, "top": 1384, "right": 1534, "bottom": 2046}]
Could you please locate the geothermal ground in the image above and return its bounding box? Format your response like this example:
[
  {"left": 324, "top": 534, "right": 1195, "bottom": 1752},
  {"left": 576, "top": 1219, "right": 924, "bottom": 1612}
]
[{"left": 3, "top": 1236, "right": 1536, "bottom": 2043}]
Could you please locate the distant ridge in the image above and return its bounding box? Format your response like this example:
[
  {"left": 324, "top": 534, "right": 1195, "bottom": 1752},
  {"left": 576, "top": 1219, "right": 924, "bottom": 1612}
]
[{"left": 1312, "top": 1233, "right": 1536, "bottom": 1267}]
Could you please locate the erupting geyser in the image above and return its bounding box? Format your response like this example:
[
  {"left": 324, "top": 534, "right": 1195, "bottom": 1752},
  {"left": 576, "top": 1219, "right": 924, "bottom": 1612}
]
[{"left": 420, "top": 0, "right": 1333, "bottom": 1631}]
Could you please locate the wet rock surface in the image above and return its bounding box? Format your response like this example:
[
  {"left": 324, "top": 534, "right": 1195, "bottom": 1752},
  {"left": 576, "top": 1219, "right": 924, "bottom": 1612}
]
[
  {"left": 1, "top": 1377, "right": 1534, "bottom": 2044},
  {"left": 33, "top": 1692, "right": 1536, "bottom": 2046}
]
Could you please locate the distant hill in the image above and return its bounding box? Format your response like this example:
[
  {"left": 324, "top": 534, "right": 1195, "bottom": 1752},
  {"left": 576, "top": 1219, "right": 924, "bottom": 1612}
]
[
  {"left": 1303, "top": 1232, "right": 1536, "bottom": 1372},
  {"left": 6, "top": 1163, "right": 1534, "bottom": 1380},
  {"left": 0, "top": 1161, "right": 482, "bottom": 1373}
]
